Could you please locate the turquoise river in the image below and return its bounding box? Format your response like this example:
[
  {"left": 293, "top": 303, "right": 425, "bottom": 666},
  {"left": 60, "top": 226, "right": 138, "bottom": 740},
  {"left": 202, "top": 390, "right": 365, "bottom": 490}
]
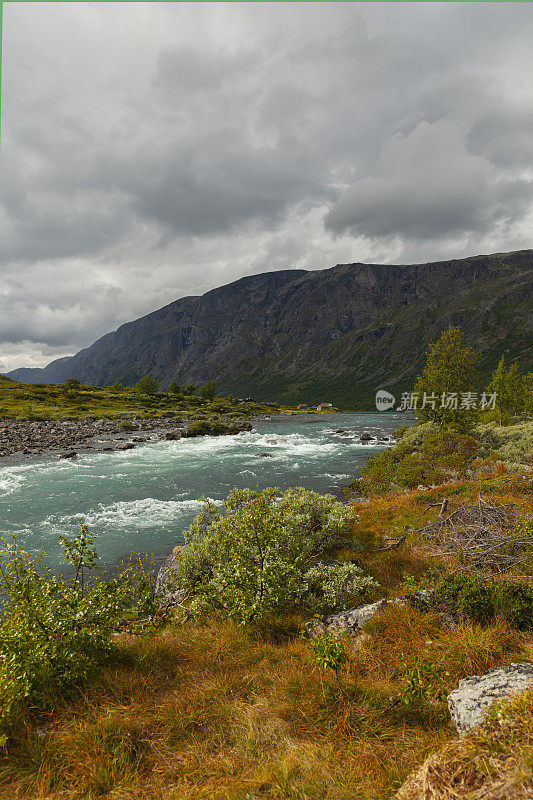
[{"left": 0, "top": 413, "right": 412, "bottom": 571}]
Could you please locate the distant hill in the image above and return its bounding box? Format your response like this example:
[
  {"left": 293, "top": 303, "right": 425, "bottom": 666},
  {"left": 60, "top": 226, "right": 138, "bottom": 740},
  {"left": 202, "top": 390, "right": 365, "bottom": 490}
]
[{"left": 8, "top": 250, "right": 533, "bottom": 408}]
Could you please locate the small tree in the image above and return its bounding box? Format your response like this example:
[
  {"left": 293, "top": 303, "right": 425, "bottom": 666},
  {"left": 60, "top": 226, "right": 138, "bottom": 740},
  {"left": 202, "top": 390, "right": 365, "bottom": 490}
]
[
  {"left": 63, "top": 378, "right": 81, "bottom": 393},
  {"left": 0, "top": 526, "right": 155, "bottom": 734},
  {"left": 167, "top": 381, "right": 183, "bottom": 395},
  {"left": 307, "top": 629, "right": 348, "bottom": 696},
  {"left": 184, "top": 384, "right": 197, "bottom": 395},
  {"left": 487, "top": 356, "right": 528, "bottom": 425},
  {"left": 198, "top": 381, "right": 216, "bottom": 400},
  {"left": 413, "top": 326, "right": 479, "bottom": 429},
  {"left": 136, "top": 376, "right": 159, "bottom": 395}
]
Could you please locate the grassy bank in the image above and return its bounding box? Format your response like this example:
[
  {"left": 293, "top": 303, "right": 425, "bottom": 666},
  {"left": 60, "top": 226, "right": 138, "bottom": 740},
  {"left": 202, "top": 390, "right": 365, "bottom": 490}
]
[
  {"left": 1, "top": 326, "right": 531, "bottom": 798},
  {"left": 0, "top": 465, "right": 531, "bottom": 800},
  {"left": 0, "top": 377, "right": 301, "bottom": 421}
]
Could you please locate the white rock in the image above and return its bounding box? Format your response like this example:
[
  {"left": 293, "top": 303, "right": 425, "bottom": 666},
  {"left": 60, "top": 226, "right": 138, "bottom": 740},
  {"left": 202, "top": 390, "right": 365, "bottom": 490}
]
[
  {"left": 448, "top": 662, "right": 533, "bottom": 735},
  {"left": 304, "top": 591, "right": 433, "bottom": 638}
]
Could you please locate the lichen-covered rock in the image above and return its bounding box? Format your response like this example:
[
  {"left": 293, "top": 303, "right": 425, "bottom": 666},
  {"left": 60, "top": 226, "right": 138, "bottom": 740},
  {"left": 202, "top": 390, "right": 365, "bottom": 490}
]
[
  {"left": 448, "top": 662, "right": 533, "bottom": 735},
  {"left": 155, "top": 545, "right": 189, "bottom": 610},
  {"left": 305, "top": 591, "right": 433, "bottom": 638},
  {"left": 305, "top": 598, "right": 402, "bottom": 638}
]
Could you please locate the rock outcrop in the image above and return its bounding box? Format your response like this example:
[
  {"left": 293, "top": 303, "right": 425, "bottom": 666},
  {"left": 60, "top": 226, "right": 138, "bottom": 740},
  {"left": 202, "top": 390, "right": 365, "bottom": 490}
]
[{"left": 448, "top": 662, "right": 533, "bottom": 735}]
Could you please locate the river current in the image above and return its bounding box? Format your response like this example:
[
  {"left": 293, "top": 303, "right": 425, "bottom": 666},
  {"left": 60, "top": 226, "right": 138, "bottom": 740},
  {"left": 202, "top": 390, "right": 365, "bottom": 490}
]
[{"left": 0, "top": 413, "right": 411, "bottom": 570}]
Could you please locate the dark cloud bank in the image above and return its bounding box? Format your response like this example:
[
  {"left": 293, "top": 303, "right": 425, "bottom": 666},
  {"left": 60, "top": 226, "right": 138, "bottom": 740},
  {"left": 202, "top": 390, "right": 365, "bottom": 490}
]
[{"left": 0, "top": 3, "right": 532, "bottom": 372}]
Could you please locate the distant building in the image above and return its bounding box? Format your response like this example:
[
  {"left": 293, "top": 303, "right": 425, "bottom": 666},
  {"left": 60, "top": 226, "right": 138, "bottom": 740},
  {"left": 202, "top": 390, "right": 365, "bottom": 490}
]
[
  {"left": 297, "top": 404, "right": 308, "bottom": 410},
  {"left": 316, "top": 402, "right": 333, "bottom": 411}
]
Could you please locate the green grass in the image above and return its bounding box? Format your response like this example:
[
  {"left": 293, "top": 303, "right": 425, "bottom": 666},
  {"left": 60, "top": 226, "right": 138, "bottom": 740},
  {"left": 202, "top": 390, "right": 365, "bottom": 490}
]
[{"left": 0, "top": 379, "right": 299, "bottom": 421}]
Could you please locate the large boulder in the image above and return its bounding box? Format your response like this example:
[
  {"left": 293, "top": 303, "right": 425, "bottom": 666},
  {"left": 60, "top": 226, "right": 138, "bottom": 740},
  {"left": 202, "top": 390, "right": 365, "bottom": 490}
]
[{"left": 448, "top": 662, "right": 533, "bottom": 735}]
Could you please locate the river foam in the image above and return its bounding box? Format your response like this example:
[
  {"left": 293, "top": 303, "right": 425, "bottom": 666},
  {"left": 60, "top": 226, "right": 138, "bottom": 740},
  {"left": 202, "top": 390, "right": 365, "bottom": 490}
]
[{"left": 0, "top": 412, "right": 409, "bottom": 569}]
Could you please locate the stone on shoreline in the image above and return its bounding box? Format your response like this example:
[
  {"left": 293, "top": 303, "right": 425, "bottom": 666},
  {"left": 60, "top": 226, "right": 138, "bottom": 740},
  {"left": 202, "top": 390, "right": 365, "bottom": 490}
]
[
  {"left": 155, "top": 545, "right": 190, "bottom": 610},
  {"left": 0, "top": 414, "right": 255, "bottom": 459}
]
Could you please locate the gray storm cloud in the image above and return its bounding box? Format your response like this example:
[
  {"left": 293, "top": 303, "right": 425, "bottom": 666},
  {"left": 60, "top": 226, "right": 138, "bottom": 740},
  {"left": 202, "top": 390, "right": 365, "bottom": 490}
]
[{"left": 0, "top": 2, "right": 532, "bottom": 371}]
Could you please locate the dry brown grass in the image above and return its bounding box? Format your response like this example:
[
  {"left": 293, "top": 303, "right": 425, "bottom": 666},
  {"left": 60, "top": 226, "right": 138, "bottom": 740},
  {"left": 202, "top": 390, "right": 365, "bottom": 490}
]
[
  {"left": 395, "top": 689, "right": 533, "bottom": 800},
  {"left": 350, "top": 474, "right": 533, "bottom": 591},
  {"left": 0, "top": 606, "right": 528, "bottom": 800},
  {"left": 0, "top": 475, "right": 530, "bottom": 800},
  {"left": 0, "top": 617, "right": 449, "bottom": 800}
]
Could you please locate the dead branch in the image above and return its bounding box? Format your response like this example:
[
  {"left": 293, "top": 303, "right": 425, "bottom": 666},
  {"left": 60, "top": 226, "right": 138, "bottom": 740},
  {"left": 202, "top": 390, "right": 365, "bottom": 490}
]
[{"left": 413, "top": 498, "right": 533, "bottom": 574}]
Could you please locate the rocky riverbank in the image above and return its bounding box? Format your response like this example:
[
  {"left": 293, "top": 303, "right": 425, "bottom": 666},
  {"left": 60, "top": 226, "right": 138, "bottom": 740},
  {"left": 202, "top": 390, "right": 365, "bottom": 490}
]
[{"left": 0, "top": 415, "right": 252, "bottom": 459}]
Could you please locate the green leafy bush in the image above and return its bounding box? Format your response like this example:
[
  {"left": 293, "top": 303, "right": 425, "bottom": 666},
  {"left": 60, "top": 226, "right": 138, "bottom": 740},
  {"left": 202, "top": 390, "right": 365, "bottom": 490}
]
[
  {"left": 432, "top": 575, "right": 494, "bottom": 624},
  {"left": 136, "top": 376, "right": 159, "bottom": 395},
  {"left": 186, "top": 420, "right": 230, "bottom": 436},
  {"left": 169, "top": 487, "right": 375, "bottom": 623},
  {"left": 359, "top": 425, "right": 479, "bottom": 493},
  {"left": 119, "top": 420, "right": 136, "bottom": 431},
  {"left": 397, "top": 651, "right": 448, "bottom": 706},
  {"left": 198, "top": 381, "right": 216, "bottom": 400},
  {"left": 298, "top": 562, "right": 377, "bottom": 613},
  {"left": 427, "top": 575, "right": 533, "bottom": 629},
  {"left": 307, "top": 628, "right": 348, "bottom": 694},
  {"left": 0, "top": 525, "right": 155, "bottom": 733}
]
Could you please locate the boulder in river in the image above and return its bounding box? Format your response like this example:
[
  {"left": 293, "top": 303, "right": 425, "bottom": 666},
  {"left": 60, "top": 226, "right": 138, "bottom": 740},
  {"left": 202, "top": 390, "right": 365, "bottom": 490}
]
[{"left": 359, "top": 433, "right": 373, "bottom": 441}]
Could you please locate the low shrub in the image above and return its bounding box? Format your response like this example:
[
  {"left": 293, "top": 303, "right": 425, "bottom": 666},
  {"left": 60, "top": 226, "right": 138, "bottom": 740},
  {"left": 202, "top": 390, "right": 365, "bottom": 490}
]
[
  {"left": 186, "top": 419, "right": 231, "bottom": 436},
  {"left": 428, "top": 575, "right": 533, "bottom": 629},
  {"left": 166, "top": 487, "right": 376, "bottom": 623},
  {"left": 432, "top": 575, "right": 495, "bottom": 625},
  {"left": 119, "top": 420, "right": 136, "bottom": 431},
  {"left": 0, "top": 525, "right": 156, "bottom": 736},
  {"left": 359, "top": 425, "right": 479, "bottom": 493}
]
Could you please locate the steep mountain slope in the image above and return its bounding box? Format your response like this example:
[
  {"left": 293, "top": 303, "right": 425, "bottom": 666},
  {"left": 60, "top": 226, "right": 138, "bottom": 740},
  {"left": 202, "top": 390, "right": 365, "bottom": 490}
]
[{"left": 9, "top": 250, "right": 532, "bottom": 407}]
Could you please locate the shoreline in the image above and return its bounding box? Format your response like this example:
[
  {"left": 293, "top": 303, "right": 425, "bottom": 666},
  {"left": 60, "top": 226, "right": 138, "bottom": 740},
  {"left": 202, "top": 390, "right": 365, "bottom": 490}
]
[{"left": 0, "top": 411, "right": 413, "bottom": 466}]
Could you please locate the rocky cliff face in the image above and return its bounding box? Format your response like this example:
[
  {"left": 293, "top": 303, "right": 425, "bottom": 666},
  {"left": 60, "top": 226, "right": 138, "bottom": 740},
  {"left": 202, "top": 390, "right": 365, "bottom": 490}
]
[{"left": 9, "top": 250, "right": 533, "bottom": 407}]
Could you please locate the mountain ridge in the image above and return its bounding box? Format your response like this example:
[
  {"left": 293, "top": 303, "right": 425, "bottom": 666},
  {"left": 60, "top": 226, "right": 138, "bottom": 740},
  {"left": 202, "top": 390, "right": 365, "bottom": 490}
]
[{"left": 8, "top": 249, "right": 533, "bottom": 407}]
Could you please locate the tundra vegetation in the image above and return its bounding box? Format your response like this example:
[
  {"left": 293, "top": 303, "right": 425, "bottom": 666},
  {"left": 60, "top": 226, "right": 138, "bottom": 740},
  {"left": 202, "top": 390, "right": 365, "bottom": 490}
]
[
  {"left": 0, "top": 376, "right": 294, "bottom": 421},
  {"left": 0, "top": 329, "right": 531, "bottom": 799}
]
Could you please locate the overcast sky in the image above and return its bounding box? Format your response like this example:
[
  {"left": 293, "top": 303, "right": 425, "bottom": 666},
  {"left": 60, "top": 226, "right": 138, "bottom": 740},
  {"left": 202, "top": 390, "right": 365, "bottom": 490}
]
[{"left": 1, "top": 2, "right": 532, "bottom": 372}]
